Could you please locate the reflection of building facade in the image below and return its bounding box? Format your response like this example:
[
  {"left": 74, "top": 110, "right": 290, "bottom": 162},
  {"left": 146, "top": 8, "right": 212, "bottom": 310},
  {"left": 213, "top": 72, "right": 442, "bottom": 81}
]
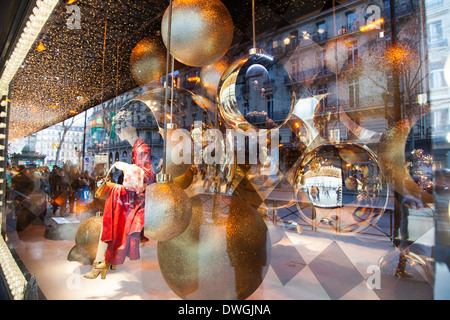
[
  {"left": 10, "top": 123, "right": 84, "bottom": 167},
  {"left": 85, "top": 87, "right": 164, "bottom": 174},
  {"left": 35, "top": 124, "right": 84, "bottom": 166},
  {"left": 219, "top": 0, "right": 430, "bottom": 148},
  {"left": 426, "top": 0, "right": 450, "bottom": 166}
]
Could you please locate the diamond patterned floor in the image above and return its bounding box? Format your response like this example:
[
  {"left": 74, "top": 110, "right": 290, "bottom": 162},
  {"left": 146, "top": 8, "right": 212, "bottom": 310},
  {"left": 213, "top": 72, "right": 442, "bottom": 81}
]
[{"left": 6, "top": 214, "right": 434, "bottom": 300}]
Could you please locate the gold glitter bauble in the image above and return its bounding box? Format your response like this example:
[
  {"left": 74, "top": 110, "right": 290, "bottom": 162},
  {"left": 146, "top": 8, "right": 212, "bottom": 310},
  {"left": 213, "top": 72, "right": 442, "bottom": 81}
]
[
  {"left": 157, "top": 193, "right": 270, "bottom": 300},
  {"left": 173, "top": 167, "right": 194, "bottom": 190},
  {"left": 68, "top": 216, "right": 103, "bottom": 263},
  {"left": 161, "top": 0, "right": 233, "bottom": 67},
  {"left": 200, "top": 57, "right": 230, "bottom": 99},
  {"left": 144, "top": 181, "right": 192, "bottom": 241},
  {"left": 293, "top": 143, "right": 389, "bottom": 235},
  {"left": 130, "top": 36, "right": 167, "bottom": 87}
]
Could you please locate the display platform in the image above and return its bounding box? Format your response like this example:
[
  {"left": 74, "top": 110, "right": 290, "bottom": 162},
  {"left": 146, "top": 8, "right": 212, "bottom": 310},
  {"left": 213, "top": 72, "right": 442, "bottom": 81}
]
[{"left": 6, "top": 221, "right": 434, "bottom": 300}]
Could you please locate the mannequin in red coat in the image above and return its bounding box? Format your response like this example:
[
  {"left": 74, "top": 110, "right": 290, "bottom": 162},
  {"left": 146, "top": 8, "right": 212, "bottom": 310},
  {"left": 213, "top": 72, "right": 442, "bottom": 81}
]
[{"left": 84, "top": 115, "right": 161, "bottom": 279}]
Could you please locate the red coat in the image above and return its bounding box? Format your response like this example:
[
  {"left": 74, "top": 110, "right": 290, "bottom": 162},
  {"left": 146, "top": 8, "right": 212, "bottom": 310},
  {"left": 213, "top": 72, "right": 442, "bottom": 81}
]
[{"left": 101, "top": 138, "right": 155, "bottom": 265}]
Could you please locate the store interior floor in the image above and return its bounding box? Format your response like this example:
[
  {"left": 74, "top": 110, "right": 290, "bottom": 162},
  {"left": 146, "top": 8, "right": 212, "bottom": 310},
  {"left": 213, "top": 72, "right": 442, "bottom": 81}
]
[{"left": 4, "top": 208, "right": 435, "bottom": 300}]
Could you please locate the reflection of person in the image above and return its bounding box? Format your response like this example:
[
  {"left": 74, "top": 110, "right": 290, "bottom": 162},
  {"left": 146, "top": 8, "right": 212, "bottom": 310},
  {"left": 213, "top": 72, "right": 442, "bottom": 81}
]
[
  {"left": 51, "top": 167, "right": 70, "bottom": 216},
  {"left": 11, "top": 165, "right": 34, "bottom": 231},
  {"left": 68, "top": 165, "right": 81, "bottom": 214},
  {"left": 84, "top": 108, "right": 156, "bottom": 279}
]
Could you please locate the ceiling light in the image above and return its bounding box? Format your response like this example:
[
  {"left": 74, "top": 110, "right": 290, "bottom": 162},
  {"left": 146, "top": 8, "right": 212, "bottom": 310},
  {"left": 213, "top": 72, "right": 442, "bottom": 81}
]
[{"left": 0, "top": 0, "right": 59, "bottom": 96}]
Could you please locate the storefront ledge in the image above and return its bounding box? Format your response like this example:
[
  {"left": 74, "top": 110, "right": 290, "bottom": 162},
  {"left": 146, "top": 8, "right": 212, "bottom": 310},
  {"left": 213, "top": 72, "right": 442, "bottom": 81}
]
[{"left": 0, "top": 236, "right": 27, "bottom": 300}]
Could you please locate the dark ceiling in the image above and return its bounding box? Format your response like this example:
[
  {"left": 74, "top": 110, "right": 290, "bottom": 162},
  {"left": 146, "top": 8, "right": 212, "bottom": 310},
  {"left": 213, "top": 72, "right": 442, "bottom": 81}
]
[
  {"left": 0, "top": 0, "right": 33, "bottom": 77},
  {"left": 2, "top": 0, "right": 335, "bottom": 141}
]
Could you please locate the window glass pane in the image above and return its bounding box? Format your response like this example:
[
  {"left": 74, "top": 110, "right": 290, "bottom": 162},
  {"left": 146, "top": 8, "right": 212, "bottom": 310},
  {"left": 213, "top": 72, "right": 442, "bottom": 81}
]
[{"left": 1, "top": 0, "right": 449, "bottom": 302}]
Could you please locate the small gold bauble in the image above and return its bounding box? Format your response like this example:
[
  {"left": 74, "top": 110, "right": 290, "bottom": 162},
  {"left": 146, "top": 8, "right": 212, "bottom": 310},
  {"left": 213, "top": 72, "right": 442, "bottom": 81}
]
[
  {"left": 161, "top": 0, "right": 233, "bottom": 67},
  {"left": 173, "top": 167, "right": 194, "bottom": 190},
  {"left": 130, "top": 36, "right": 167, "bottom": 87},
  {"left": 157, "top": 193, "right": 270, "bottom": 300},
  {"left": 200, "top": 57, "right": 230, "bottom": 99},
  {"left": 144, "top": 181, "right": 192, "bottom": 241},
  {"left": 68, "top": 216, "right": 103, "bottom": 263}
]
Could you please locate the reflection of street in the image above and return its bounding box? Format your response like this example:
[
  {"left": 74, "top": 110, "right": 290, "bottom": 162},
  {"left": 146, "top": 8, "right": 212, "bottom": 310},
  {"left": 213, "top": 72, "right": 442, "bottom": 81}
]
[{"left": 304, "top": 186, "right": 341, "bottom": 208}]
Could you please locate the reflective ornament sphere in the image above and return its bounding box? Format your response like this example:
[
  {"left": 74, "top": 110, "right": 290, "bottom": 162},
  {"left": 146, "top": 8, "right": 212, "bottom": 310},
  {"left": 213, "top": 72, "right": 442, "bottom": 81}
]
[
  {"left": 130, "top": 36, "right": 167, "bottom": 87},
  {"left": 161, "top": 0, "right": 233, "bottom": 67},
  {"left": 144, "top": 180, "right": 192, "bottom": 242},
  {"left": 378, "top": 119, "right": 433, "bottom": 204},
  {"left": 293, "top": 143, "right": 388, "bottom": 235},
  {"left": 157, "top": 193, "right": 270, "bottom": 300},
  {"left": 218, "top": 52, "right": 295, "bottom": 132},
  {"left": 378, "top": 248, "right": 433, "bottom": 284},
  {"left": 67, "top": 216, "right": 103, "bottom": 264}
]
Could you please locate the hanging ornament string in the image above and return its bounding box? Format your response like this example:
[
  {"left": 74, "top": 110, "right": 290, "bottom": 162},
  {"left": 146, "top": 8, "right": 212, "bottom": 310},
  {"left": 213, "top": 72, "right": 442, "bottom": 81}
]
[
  {"left": 170, "top": 55, "right": 175, "bottom": 124},
  {"left": 252, "top": 0, "right": 257, "bottom": 51},
  {"left": 162, "top": 0, "right": 173, "bottom": 176},
  {"left": 332, "top": 0, "right": 341, "bottom": 143},
  {"left": 101, "top": 17, "right": 108, "bottom": 151},
  {"left": 115, "top": 38, "right": 120, "bottom": 114}
]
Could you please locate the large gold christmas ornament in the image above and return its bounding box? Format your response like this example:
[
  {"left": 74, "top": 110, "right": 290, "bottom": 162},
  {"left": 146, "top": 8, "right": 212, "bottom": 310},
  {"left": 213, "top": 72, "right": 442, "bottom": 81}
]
[
  {"left": 130, "top": 36, "right": 167, "bottom": 87},
  {"left": 218, "top": 52, "right": 295, "bottom": 132},
  {"left": 144, "top": 179, "right": 192, "bottom": 242},
  {"left": 157, "top": 193, "right": 270, "bottom": 300},
  {"left": 293, "top": 143, "right": 388, "bottom": 235},
  {"left": 67, "top": 216, "right": 103, "bottom": 264},
  {"left": 161, "top": 0, "right": 233, "bottom": 67}
]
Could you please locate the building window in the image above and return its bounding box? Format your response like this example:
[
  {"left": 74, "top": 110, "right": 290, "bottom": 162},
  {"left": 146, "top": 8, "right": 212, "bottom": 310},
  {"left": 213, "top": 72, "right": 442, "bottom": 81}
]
[
  {"left": 291, "top": 58, "right": 300, "bottom": 80},
  {"left": 347, "top": 40, "right": 358, "bottom": 66},
  {"left": 315, "top": 21, "right": 326, "bottom": 41},
  {"left": 426, "top": 0, "right": 443, "bottom": 9},
  {"left": 317, "top": 50, "right": 326, "bottom": 70},
  {"left": 432, "top": 109, "right": 448, "bottom": 134},
  {"left": 427, "top": 20, "right": 443, "bottom": 43},
  {"left": 349, "top": 80, "right": 360, "bottom": 109},
  {"left": 318, "top": 83, "right": 328, "bottom": 108},
  {"left": 346, "top": 11, "right": 358, "bottom": 31},
  {"left": 267, "top": 96, "right": 274, "bottom": 119},
  {"left": 430, "top": 69, "right": 447, "bottom": 89}
]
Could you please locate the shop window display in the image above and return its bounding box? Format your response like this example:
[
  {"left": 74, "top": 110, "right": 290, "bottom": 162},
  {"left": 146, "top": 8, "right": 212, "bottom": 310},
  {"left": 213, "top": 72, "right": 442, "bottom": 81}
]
[{"left": 0, "top": 0, "right": 448, "bottom": 302}]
